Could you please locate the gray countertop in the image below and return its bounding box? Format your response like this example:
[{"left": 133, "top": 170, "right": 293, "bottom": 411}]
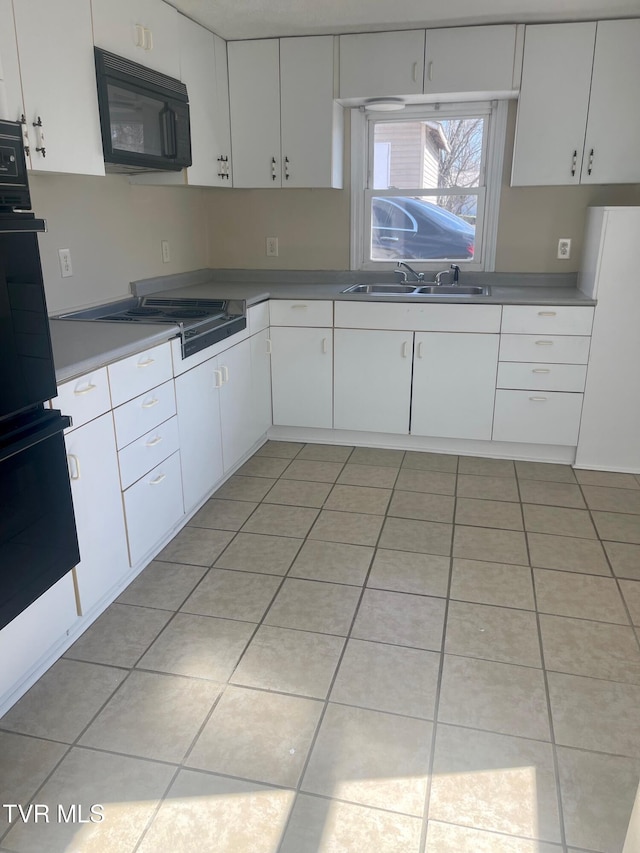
[
  {"left": 50, "top": 319, "right": 179, "bottom": 384},
  {"left": 50, "top": 269, "right": 595, "bottom": 384}
]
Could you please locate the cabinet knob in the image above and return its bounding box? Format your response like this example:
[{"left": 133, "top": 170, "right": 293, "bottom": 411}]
[
  {"left": 587, "top": 148, "right": 594, "bottom": 176},
  {"left": 271, "top": 157, "right": 277, "bottom": 180},
  {"left": 284, "top": 156, "right": 290, "bottom": 180},
  {"left": 571, "top": 150, "right": 577, "bottom": 177}
]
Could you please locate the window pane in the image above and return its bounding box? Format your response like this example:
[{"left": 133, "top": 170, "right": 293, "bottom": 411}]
[
  {"left": 370, "top": 196, "right": 476, "bottom": 261},
  {"left": 372, "top": 118, "right": 484, "bottom": 191}
]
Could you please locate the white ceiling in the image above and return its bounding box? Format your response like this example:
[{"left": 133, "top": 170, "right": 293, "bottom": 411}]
[{"left": 167, "top": 0, "right": 640, "bottom": 40}]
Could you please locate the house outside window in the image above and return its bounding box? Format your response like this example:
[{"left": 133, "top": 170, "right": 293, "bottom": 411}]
[{"left": 350, "top": 100, "right": 508, "bottom": 273}]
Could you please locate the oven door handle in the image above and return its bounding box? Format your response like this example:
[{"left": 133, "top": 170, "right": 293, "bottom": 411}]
[
  {"left": 0, "top": 410, "right": 71, "bottom": 463},
  {"left": 160, "top": 106, "right": 177, "bottom": 159}
]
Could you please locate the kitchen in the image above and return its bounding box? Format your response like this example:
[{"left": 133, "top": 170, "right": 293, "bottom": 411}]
[{"left": 1, "top": 0, "right": 640, "bottom": 851}]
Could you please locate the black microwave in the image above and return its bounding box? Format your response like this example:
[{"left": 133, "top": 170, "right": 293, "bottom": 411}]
[{"left": 94, "top": 47, "right": 192, "bottom": 174}]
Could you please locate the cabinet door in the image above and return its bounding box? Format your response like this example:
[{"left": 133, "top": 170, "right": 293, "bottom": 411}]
[
  {"left": 0, "top": 573, "right": 78, "bottom": 707},
  {"left": 177, "top": 16, "right": 231, "bottom": 187},
  {"left": 65, "top": 413, "right": 130, "bottom": 615},
  {"left": 0, "top": 0, "right": 25, "bottom": 126},
  {"left": 270, "top": 327, "right": 332, "bottom": 428},
  {"left": 123, "top": 451, "right": 184, "bottom": 565},
  {"left": 412, "top": 333, "right": 499, "bottom": 440},
  {"left": 228, "top": 39, "right": 281, "bottom": 188},
  {"left": 219, "top": 337, "right": 255, "bottom": 472},
  {"left": 424, "top": 25, "right": 517, "bottom": 94},
  {"left": 280, "top": 36, "right": 342, "bottom": 188},
  {"left": 91, "top": 0, "right": 180, "bottom": 77},
  {"left": 339, "top": 31, "right": 425, "bottom": 98},
  {"left": 175, "top": 357, "right": 224, "bottom": 513},
  {"left": 251, "top": 328, "right": 273, "bottom": 442},
  {"left": 511, "top": 23, "right": 595, "bottom": 186},
  {"left": 12, "top": 0, "right": 104, "bottom": 175},
  {"left": 334, "top": 329, "right": 412, "bottom": 434},
  {"left": 581, "top": 20, "right": 640, "bottom": 184}
]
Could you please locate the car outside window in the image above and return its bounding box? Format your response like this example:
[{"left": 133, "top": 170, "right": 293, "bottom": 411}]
[{"left": 351, "top": 101, "right": 507, "bottom": 272}]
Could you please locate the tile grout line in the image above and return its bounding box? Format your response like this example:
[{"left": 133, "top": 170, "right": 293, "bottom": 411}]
[{"left": 418, "top": 452, "right": 460, "bottom": 853}]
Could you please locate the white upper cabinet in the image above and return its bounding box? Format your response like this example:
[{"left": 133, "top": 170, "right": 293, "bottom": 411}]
[
  {"left": 581, "top": 20, "right": 640, "bottom": 185},
  {"left": 280, "top": 36, "right": 343, "bottom": 188},
  {"left": 512, "top": 20, "right": 640, "bottom": 186},
  {"left": 228, "top": 36, "right": 342, "bottom": 189},
  {"left": 91, "top": 0, "right": 179, "bottom": 77},
  {"left": 339, "top": 30, "right": 425, "bottom": 99},
  {"left": 177, "top": 16, "right": 232, "bottom": 187},
  {"left": 7, "top": 0, "right": 104, "bottom": 175},
  {"left": 424, "top": 25, "right": 518, "bottom": 95},
  {"left": 0, "top": 0, "right": 23, "bottom": 125},
  {"left": 228, "top": 39, "right": 281, "bottom": 188}
]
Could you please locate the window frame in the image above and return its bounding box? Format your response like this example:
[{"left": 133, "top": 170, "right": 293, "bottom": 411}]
[{"left": 350, "top": 100, "right": 508, "bottom": 272}]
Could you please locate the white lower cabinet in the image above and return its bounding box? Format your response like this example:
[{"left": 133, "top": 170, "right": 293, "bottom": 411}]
[
  {"left": 334, "top": 329, "right": 413, "bottom": 434},
  {"left": 0, "top": 573, "right": 78, "bottom": 707},
  {"left": 493, "top": 390, "right": 584, "bottom": 446},
  {"left": 65, "top": 413, "right": 130, "bottom": 614},
  {"left": 175, "top": 356, "right": 224, "bottom": 514},
  {"left": 411, "top": 332, "right": 499, "bottom": 440},
  {"left": 270, "top": 326, "right": 333, "bottom": 428},
  {"left": 123, "top": 451, "right": 184, "bottom": 566},
  {"left": 219, "top": 337, "right": 255, "bottom": 472},
  {"left": 251, "top": 328, "right": 273, "bottom": 441}
]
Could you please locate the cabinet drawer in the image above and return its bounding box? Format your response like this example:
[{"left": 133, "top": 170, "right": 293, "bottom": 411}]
[
  {"left": 493, "top": 389, "right": 583, "bottom": 446},
  {"left": 108, "top": 342, "right": 173, "bottom": 407},
  {"left": 248, "top": 301, "right": 270, "bottom": 333},
  {"left": 113, "top": 380, "right": 176, "bottom": 450},
  {"left": 118, "top": 416, "right": 180, "bottom": 490},
  {"left": 335, "top": 301, "right": 501, "bottom": 332},
  {"left": 53, "top": 368, "right": 111, "bottom": 429},
  {"left": 499, "top": 334, "right": 590, "bottom": 364},
  {"left": 497, "top": 362, "right": 587, "bottom": 392},
  {"left": 123, "top": 451, "right": 184, "bottom": 566},
  {"left": 501, "top": 305, "right": 594, "bottom": 335},
  {"left": 269, "top": 300, "right": 333, "bottom": 327}
]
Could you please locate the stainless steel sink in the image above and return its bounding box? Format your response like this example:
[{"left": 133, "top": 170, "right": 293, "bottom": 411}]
[
  {"left": 341, "top": 283, "right": 419, "bottom": 294},
  {"left": 415, "top": 285, "right": 490, "bottom": 296},
  {"left": 341, "top": 283, "right": 491, "bottom": 296}
]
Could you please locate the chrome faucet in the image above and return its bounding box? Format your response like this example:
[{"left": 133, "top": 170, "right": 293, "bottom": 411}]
[
  {"left": 394, "top": 262, "right": 424, "bottom": 282},
  {"left": 435, "top": 264, "right": 461, "bottom": 286}
]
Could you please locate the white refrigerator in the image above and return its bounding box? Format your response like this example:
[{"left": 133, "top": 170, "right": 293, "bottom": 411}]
[{"left": 576, "top": 206, "right": 640, "bottom": 473}]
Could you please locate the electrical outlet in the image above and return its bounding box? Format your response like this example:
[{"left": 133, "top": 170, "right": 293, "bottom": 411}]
[
  {"left": 58, "top": 248, "right": 73, "bottom": 278},
  {"left": 557, "top": 238, "right": 571, "bottom": 260},
  {"left": 266, "top": 236, "right": 279, "bottom": 257},
  {"left": 161, "top": 240, "right": 170, "bottom": 263}
]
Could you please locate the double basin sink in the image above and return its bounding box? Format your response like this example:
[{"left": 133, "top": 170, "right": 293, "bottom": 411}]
[{"left": 342, "top": 283, "right": 490, "bottom": 296}]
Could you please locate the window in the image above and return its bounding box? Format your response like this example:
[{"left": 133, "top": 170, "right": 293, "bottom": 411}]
[{"left": 351, "top": 101, "right": 507, "bottom": 272}]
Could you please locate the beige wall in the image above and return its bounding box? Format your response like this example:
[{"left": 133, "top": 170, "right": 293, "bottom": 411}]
[
  {"left": 206, "top": 102, "right": 640, "bottom": 273},
  {"left": 30, "top": 173, "right": 209, "bottom": 314}
]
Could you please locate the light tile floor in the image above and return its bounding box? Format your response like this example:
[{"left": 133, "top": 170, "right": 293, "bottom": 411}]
[{"left": 1, "top": 442, "right": 640, "bottom": 853}]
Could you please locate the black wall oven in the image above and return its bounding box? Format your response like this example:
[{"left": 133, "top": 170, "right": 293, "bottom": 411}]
[{"left": 0, "top": 119, "right": 79, "bottom": 630}]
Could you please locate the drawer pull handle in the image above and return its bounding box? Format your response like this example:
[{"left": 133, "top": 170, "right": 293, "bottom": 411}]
[
  {"left": 401, "top": 341, "right": 409, "bottom": 358},
  {"left": 145, "top": 435, "right": 163, "bottom": 447},
  {"left": 532, "top": 368, "right": 551, "bottom": 374},
  {"left": 149, "top": 473, "right": 166, "bottom": 485},
  {"left": 321, "top": 337, "right": 328, "bottom": 354},
  {"left": 537, "top": 311, "right": 557, "bottom": 317},
  {"left": 141, "top": 397, "right": 159, "bottom": 409},
  {"left": 535, "top": 340, "right": 554, "bottom": 346},
  {"left": 137, "top": 357, "right": 155, "bottom": 368},
  {"left": 529, "top": 396, "right": 548, "bottom": 402},
  {"left": 417, "top": 341, "right": 423, "bottom": 359},
  {"left": 74, "top": 382, "right": 97, "bottom": 396},
  {"left": 266, "top": 337, "right": 272, "bottom": 354},
  {"left": 214, "top": 369, "right": 223, "bottom": 388},
  {"left": 67, "top": 453, "right": 81, "bottom": 480},
  {"left": 221, "top": 365, "right": 229, "bottom": 383},
  {"left": 291, "top": 304, "right": 308, "bottom": 309}
]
